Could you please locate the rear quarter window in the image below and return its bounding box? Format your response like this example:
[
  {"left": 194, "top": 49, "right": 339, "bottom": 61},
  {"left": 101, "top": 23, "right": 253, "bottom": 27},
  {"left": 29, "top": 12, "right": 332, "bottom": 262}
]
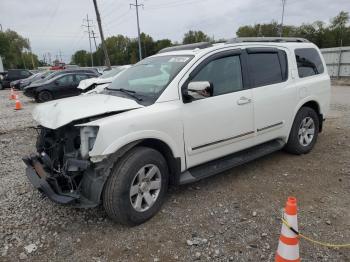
[{"left": 295, "top": 48, "right": 324, "bottom": 78}]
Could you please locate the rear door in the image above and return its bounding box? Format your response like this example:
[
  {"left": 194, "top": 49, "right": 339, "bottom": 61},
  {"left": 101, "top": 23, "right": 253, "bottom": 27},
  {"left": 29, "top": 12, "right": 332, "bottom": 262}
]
[
  {"left": 182, "top": 50, "right": 255, "bottom": 168},
  {"left": 74, "top": 74, "right": 93, "bottom": 95},
  {"left": 246, "top": 47, "right": 296, "bottom": 144}
]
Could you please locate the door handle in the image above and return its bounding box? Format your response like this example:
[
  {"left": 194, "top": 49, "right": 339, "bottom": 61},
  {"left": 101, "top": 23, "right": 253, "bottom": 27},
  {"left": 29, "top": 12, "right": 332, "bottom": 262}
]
[{"left": 237, "top": 97, "right": 252, "bottom": 105}]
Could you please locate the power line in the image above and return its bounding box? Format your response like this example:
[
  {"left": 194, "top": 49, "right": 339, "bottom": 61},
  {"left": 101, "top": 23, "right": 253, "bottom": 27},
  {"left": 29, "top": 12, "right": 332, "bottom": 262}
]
[
  {"left": 130, "top": 0, "right": 144, "bottom": 61},
  {"left": 82, "top": 14, "right": 94, "bottom": 67},
  {"left": 103, "top": 10, "right": 131, "bottom": 29}
]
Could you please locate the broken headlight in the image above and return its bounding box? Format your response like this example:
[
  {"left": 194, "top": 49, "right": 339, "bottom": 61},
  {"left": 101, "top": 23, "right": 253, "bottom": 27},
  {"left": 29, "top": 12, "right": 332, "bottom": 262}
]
[{"left": 80, "top": 126, "right": 99, "bottom": 159}]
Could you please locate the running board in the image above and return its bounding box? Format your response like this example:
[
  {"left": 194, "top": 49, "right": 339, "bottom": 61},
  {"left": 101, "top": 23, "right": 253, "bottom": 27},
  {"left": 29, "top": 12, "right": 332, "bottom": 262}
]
[{"left": 179, "top": 139, "right": 285, "bottom": 185}]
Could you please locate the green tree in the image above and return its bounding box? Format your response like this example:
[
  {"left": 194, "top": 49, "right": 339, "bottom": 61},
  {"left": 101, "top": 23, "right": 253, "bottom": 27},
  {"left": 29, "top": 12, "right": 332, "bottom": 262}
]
[
  {"left": 330, "top": 11, "right": 350, "bottom": 46},
  {"left": 0, "top": 29, "right": 33, "bottom": 69},
  {"left": 71, "top": 50, "right": 89, "bottom": 66},
  {"left": 235, "top": 11, "right": 350, "bottom": 48},
  {"left": 182, "top": 30, "right": 210, "bottom": 44}
]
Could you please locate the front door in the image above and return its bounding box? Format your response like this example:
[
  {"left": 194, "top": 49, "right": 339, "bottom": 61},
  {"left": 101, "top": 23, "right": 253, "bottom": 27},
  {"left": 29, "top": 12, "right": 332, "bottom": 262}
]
[
  {"left": 54, "top": 74, "right": 76, "bottom": 98},
  {"left": 182, "top": 51, "right": 255, "bottom": 168}
]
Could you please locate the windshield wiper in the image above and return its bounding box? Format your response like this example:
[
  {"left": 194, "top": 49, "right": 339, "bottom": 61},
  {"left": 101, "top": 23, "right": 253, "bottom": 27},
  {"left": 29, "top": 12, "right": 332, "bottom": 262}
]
[{"left": 106, "top": 87, "right": 143, "bottom": 101}]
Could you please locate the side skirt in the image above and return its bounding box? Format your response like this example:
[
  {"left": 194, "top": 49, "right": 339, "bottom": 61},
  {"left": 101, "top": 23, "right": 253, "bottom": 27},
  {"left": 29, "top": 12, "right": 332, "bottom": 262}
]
[{"left": 179, "top": 139, "right": 285, "bottom": 185}]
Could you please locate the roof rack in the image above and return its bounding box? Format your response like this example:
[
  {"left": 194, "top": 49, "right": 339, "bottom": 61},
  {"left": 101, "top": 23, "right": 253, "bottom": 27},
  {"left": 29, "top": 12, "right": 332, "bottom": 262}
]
[
  {"left": 158, "top": 42, "right": 212, "bottom": 53},
  {"left": 227, "top": 37, "right": 309, "bottom": 43}
]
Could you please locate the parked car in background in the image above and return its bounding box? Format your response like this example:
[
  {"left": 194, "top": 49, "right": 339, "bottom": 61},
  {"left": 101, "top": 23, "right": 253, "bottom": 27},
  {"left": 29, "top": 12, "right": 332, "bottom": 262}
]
[
  {"left": 24, "top": 72, "right": 97, "bottom": 102},
  {"left": 30, "top": 69, "right": 99, "bottom": 86},
  {"left": 78, "top": 65, "right": 131, "bottom": 93},
  {"left": 0, "top": 69, "right": 33, "bottom": 89},
  {"left": 11, "top": 71, "right": 52, "bottom": 90}
]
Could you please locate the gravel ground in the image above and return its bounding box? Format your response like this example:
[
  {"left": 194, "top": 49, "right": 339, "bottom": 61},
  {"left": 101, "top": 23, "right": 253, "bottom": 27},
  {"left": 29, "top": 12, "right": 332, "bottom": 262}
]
[{"left": 0, "top": 87, "right": 350, "bottom": 262}]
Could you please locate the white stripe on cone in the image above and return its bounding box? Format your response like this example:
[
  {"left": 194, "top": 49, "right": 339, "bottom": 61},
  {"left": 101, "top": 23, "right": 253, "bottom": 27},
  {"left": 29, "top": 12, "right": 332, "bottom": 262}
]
[
  {"left": 281, "top": 214, "right": 298, "bottom": 238},
  {"left": 277, "top": 240, "right": 300, "bottom": 260}
]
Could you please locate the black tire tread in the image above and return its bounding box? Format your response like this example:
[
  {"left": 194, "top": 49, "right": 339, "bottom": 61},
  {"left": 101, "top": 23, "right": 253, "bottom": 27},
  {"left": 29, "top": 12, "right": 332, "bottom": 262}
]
[
  {"left": 103, "top": 146, "right": 168, "bottom": 226},
  {"left": 284, "top": 106, "right": 319, "bottom": 155},
  {"left": 37, "top": 90, "right": 52, "bottom": 102}
]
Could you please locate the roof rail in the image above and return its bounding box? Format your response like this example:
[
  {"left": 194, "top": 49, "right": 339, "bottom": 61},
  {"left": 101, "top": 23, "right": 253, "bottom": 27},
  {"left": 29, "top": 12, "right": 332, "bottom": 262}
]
[
  {"left": 227, "top": 37, "right": 309, "bottom": 43},
  {"left": 158, "top": 42, "right": 212, "bottom": 53}
]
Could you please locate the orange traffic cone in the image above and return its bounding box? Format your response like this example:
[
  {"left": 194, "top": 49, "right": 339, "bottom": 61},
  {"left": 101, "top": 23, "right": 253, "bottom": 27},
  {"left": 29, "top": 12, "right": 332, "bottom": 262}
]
[
  {"left": 275, "top": 197, "right": 300, "bottom": 262},
  {"left": 10, "top": 88, "right": 16, "bottom": 100},
  {"left": 14, "top": 94, "right": 22, "bottom": 110}
]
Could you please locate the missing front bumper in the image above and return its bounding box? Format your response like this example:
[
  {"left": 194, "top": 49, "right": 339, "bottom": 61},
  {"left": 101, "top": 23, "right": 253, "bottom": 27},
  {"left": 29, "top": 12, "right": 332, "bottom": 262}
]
[{"left": 22, "top": 155, "right": 78, "bottom": 204}]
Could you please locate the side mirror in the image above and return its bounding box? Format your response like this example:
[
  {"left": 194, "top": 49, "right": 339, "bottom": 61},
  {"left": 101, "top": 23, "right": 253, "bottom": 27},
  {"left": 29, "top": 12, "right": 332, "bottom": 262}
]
[{"left": 183, "top": 81, "right": 213, "bottom": 102}]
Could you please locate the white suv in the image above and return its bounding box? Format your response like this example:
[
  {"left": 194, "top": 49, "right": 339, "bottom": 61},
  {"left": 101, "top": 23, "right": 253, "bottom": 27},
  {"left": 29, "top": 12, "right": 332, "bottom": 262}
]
[{"left": 23, "top": 38, "right": 330, "bottom": 225}]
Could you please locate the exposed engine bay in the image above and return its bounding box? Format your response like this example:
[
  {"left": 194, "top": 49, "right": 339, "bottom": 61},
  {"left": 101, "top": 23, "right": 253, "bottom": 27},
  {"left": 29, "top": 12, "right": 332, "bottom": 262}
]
[
  {"left": 23, "top": 120, "right": 112, "bottom": 207},
  {"left": 35, "top": 125, "right": 87, "bottom": 196}
]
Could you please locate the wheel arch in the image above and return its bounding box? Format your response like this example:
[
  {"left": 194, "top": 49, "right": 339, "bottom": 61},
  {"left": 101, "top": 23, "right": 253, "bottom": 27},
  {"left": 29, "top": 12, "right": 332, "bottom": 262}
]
[
  {"left": 80, "top": 137, "right": 182, "bottom": 206},
  {"left": 294, "top": 99, "right": 323, "bottom": 132},
  {"left": 107, "top": 137, "right": 182, "bottom": 185}
]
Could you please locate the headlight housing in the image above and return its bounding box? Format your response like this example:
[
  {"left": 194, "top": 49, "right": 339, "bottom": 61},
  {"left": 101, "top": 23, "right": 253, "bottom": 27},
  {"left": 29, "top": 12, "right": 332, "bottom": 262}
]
[{"left": 80, "top": 126, "right": 99, "bottom": 159}]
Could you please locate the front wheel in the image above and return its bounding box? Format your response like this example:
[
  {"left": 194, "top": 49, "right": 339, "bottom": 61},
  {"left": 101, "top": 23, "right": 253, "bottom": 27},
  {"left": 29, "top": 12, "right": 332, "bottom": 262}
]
[
  {"left": 284, "top": 107, "right": 320, "bottom": 155},
  {"left": 37, "top": 90, "right": 53, "bottom": 103},
  {"left": 103, "top": 147, "right": 169, "bottom": 226}
]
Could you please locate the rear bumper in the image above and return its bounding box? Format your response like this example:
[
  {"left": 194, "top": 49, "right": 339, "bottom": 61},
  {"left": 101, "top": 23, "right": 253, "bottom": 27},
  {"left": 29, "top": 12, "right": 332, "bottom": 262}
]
[{"left": 22, "top": 155, "right": 78, "bottom": 204}]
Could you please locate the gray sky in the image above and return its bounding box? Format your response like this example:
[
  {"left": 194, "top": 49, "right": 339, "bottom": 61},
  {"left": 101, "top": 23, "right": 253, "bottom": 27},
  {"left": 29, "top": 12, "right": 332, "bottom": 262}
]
[{"left": 0, "top": 0, "right": 349, "bottom": 63}]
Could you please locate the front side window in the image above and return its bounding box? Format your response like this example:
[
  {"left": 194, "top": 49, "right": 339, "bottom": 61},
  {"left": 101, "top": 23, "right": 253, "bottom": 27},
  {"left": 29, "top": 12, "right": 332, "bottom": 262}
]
[
  {"left": 56, "top": 75, "right": 74, "bottom": 86},
  {"left": 248, "top": 52, "right": 285, "bottom": 87},
  {"left": 108, "top": 55, "right": 193, "bottom": 100},
  {"left": 295, "top": 48, "right": 324, "bottom": 78},
  {"left": 191, "top": 55, "right": 243, "bottom": 96}
]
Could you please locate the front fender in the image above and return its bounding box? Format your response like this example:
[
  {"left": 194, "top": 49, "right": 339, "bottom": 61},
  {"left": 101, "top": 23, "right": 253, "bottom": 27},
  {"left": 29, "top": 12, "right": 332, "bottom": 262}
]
[{"left": 90, "top": 130, "right": 182, "bottom": 159}]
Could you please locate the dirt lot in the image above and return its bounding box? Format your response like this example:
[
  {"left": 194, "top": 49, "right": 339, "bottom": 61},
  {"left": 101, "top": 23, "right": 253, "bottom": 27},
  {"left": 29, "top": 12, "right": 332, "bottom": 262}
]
[{"left": 0, "top": 86, "right": 349, "bottom": 262}]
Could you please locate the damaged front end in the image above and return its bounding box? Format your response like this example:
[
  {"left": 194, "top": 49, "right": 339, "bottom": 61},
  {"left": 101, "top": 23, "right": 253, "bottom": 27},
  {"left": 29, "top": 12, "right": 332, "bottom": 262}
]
[{"left": 23, "top": 124, "right": 108, "bottom": 207}]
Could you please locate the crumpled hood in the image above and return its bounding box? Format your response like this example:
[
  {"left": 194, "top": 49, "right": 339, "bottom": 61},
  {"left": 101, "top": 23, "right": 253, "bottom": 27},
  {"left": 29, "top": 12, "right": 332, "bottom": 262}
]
[
  {"left": 32, "top": 94, "right": 143, "bottom": 129},
  {"left": 77, "top": 77, "right": 113, "bottom": 90}
]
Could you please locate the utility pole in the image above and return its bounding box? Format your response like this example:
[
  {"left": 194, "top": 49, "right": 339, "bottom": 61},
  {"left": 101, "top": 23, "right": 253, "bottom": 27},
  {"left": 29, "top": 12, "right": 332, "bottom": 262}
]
[
  {"left": 130, "top": 0, "right": 144, "bottom": 61},
  {"left": 59, "top": 50, "right": 63, "bottom": 63},
  {"left": 91, "top": 30, "right": 98, "bottom": 50},
  {"left": 48, "top": 52, "right": 52, "bottom": 65},
  {"left": 92, "top": 0, "right": 111, "bottom": 69},
  {"left": 0, "top": 24, "right": 3, "bottom": 32},
  {"left": 279, "top": 0, "right": 286, "bottom": 37},
  {"left": 83, "top": 14, "right": 94, "bottom": 67},
  {"left": 27, "top": 39, "right": 35, "bottom": 69}
]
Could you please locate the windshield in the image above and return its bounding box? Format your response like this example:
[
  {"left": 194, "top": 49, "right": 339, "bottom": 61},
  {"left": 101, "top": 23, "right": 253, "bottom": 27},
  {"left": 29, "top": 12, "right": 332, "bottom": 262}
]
[
  {"left": 107, "top": 55, "right": 193, "bottom": 99},
  {"left": 100, "top": 67, "right": 125, "bottom": 79}
]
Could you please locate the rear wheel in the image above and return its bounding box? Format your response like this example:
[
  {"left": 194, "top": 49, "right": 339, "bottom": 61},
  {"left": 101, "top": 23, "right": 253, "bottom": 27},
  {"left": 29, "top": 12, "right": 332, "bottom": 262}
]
[
  {"left": 37, "top": 90, "right": 53, "bottom": 102},
  {"left": 285, "top": 107, "right": 319, "bottom": 155},
  {"left": 0, "top": 83, "right": 3, "bottom": 90},
  {"left": 103, "top": 147, "right": 169, "bottom": 226}
]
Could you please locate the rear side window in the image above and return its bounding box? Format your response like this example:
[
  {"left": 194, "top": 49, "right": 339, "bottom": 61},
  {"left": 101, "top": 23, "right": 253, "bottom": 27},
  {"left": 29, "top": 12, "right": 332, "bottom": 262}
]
[
  {"left": 247, "top": 51, "right": 287, "bottom": 87},
  {"left": 295, "top": 48, "right": 324, "bottom": 78}
]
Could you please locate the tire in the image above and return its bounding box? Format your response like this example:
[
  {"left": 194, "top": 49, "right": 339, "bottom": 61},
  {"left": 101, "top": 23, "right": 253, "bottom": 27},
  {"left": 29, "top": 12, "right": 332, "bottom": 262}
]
[
  {"left": 0, "top": 83, "right": 3, "bottom": 90},
  {"left": 103, "top": 147, "right": 169, "bottom": 226},
  {"left": 284, "top": 107, "right": 319, "bottom": 155},
  {"left": 37, "top": 90, "right": 53, "bottom": 102}
]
